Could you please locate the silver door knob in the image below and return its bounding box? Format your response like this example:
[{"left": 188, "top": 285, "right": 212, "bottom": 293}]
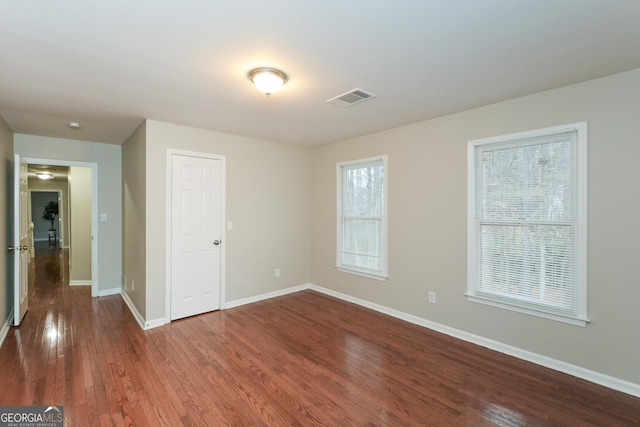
[
  {"left": 7, "top": 246, "right": 15, "bottom": 251},
  {"left": 20, "top": 246, "right": 29, "bottom": 251},
  {"left": 213, "top": 240, "right": 221, "bottom": 246}
]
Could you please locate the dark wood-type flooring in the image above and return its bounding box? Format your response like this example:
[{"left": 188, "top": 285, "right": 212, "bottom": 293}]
[{"left": 1, "top": 244, "right": 640, "bottom": 426}]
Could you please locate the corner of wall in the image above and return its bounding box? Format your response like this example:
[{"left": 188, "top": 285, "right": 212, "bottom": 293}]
[{"left": 122, "top": 120, "right": 147, "bottom": 320}]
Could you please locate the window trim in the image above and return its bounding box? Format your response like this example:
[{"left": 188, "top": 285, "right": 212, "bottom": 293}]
[
  {"left": 467, "top": 123, "right": 588, "bottom": 326},
  {"left": 336, "top": 155, "right": 388, "bottom": 281}
]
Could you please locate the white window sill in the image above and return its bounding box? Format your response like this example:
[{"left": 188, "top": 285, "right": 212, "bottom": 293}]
[
  {"left": 336, "top": 266, "right": 388, "bottom": 282},
  {"left": 466, "top": 294, "right": 589, "bottom": 327}
]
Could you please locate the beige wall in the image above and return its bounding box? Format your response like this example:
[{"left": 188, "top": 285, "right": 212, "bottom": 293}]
[
  {"left": 310, "top": 68, "right": 640, "bottom": 384},
  {"left": 122, "top": 121, "right": 147, "bottom": 317},
  {"left": 69, "top": 167, "right": 92, "bottom": 282},
  {"left": 14, "top": 134, "right": 122, "bottom": 293},
  {"left": 0, "top": 115, "right": 13, "bottom": 326},
  {"left": 135, "top": 120, "right": 311, "bottom": 322}
]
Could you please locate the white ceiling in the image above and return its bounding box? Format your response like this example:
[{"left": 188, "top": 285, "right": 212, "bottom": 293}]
[{"left": 1, "top": 1, "right": 640, "bottom": 147}]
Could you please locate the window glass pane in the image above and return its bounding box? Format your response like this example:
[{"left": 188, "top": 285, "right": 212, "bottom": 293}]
[
  {"left": 480, "top": 140, "right": 574, "bottom": 221},
  {"left": 344, "top": 163, "right": 384, "bottom": 217},
  {"left": 341, "top": 218, "right": 382, "bottom": 271}
]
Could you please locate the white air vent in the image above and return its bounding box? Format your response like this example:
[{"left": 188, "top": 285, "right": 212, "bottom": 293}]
[{"left": 326, "top": 88, "right": 376, "bottom": 107}]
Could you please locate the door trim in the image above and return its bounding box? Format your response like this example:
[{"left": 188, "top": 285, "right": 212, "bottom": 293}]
[
  {"left": 165, "top": 149, "right": 226, "bottom": 324},
  {"left": 22, "top": 157, "right": 99, "bottom": 296}
]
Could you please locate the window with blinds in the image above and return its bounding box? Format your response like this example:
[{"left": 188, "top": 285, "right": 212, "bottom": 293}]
[
  {"left": 337, "top": 156, "right": 388, "bottom": 280},
  {"left": 467, "top": 124, "right": 588, "bottom": 326}
]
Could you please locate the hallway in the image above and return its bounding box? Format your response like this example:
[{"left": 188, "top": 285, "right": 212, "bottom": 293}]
[{"left": 0, "top": 242, "right": 126, "bottom": 424}]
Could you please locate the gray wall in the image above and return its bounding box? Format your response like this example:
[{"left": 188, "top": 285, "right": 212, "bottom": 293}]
[
  {"left": 0, "top": 115, "right": 13, "bottom": 326},
  {"left": 310, "top": 68, "right": 640, "bottom": 385},
  {"left": 14, "top": 134, "right": 123, "bottom": 294}
]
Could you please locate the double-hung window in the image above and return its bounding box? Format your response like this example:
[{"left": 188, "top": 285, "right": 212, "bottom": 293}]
[
  {"left": 337, "top": 156, "right": 388, "bottom": 280},
  {"left": 467, "top": 123, "right": 588, "bottom": 326}
]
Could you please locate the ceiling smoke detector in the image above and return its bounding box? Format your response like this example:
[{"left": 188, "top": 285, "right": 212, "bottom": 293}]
[{"left": 326, "top": 88, "right": 376, "bottom": 107}]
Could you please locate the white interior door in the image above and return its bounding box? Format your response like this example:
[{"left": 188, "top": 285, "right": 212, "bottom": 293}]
[
  {"left": 170, "top": 154, "right": 222, "bottom": 320},
  {"left": 14, "top": 155, "right": 29, "bottom": 325}
]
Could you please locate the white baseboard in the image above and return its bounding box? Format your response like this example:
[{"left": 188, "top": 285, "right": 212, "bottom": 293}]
[
  {"left": 0, "top": 310, "right": 14, "bottom": 349},
  {"left": 144, "top": 318, "right": 166, "bottom": 329},
  {"left": 308, "top": 284, "right": 640, "bottom": 399},
  {"left": 69, "top": 280, "right": 91, "bottom": 286},
  {"left": 97, "top": 287, "right": 121, "bottom": 297},
  {"left": 120, "top": 290, "right": 146, "bottom": 330},
  {"left": 224, "top": 284, "right": 310, "bottom": 309},
  {"left": 120, "top": 290, "right": 165, "bottom": 330}
]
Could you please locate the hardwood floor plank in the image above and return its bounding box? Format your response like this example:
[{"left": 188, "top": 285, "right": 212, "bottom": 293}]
[{"left": 2, "top": 244, "right": 640, "bottom": 426}]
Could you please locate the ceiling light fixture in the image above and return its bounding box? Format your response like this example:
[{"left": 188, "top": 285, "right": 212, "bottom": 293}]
[
  {"left": 37, "top": 172, "right": 53, "bottom": 180},
  {"left": 248, "top": 67, "right": 288, "bottom": 96},
  {"left": 69, "top": 122, "right": 80, "bottom": 129}
]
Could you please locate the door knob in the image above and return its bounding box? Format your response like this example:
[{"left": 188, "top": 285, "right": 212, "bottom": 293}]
[
  {"left": 213, "top": 240, "right": 221, "bottom": 246},
  {"left": 20, "top": 246, "right": 29, "bottom": 251},
  {"left": 7, "top": 246, "right": 15, "bottom": 251}
]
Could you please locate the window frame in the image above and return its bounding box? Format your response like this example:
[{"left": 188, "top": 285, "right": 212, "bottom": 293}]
[
  {"left": 336, "top": 155, "right": 388, "bottom": 281},
  {"left": 467, "top": 123, "right": 588, "bottom": 326}
]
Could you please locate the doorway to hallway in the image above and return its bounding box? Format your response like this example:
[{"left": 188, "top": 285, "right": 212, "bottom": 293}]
[{"left": 22, "top": 157, "right": 98, "bottom": 297}]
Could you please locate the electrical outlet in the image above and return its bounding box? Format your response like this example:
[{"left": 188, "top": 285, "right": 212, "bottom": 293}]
[
  {"left": 428, "top": 291, "right": 436, "bottom": 304},
  {"left": 132, "top": 280, "right": 135, "bottom": 291},
  {"left": 275, "top": 268, "right": 280, "bottom": 278}
]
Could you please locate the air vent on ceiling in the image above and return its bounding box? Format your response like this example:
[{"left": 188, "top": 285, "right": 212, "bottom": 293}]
[{"left": 326, "top": 88, "right": 376, "bottom": 107}]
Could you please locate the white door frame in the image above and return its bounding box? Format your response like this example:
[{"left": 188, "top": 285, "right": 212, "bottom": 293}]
[
  {"left": 165, "top": 149, "right": 226, "bottom": 324},
  {"left": 23, "top": 157, "right": 99, "bottom": 296}
]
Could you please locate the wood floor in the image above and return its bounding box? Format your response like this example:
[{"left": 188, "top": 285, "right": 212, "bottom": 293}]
[{"left": 2, "top": 247, "right": 640, "bottom": 426}]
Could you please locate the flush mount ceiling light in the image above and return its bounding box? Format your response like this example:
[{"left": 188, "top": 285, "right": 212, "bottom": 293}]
[
  {"left": 37, "top": 172, "right": 53, "bottom": 180},
  {"left": 69, "top": 122, "right": 80, "bottom": 129},
  {"left": 248, "top": 67, "right": 288, "bottom": 96}
]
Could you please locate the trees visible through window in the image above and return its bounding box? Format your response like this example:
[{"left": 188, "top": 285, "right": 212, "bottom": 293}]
[{"left": 337, "top": 156, "right": 387, "bottom": 280}]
